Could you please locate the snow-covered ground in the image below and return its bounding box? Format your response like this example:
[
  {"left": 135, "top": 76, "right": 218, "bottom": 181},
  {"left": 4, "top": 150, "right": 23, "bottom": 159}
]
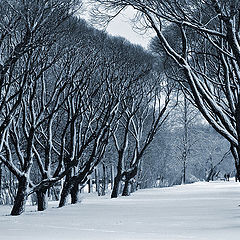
[{"left": 1, "top": 180, "right": 240, "bottom": 240}]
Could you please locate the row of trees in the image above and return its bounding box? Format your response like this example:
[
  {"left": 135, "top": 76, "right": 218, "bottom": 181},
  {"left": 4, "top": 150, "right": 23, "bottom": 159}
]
[
  {"left": 93, "top": 0, "right": 240, "bottom": 181},
  {"left": 0, "top": 0, "right": 174, "bottom": 215},
  {"left": 140, "top": 101, "right": 233, "bottom": 189},
  {"left": 1, "top": 96, "right": 232, "bottom": 206},
  {"left": 1, "top": 0, "right": 237, "bottom": 216}
]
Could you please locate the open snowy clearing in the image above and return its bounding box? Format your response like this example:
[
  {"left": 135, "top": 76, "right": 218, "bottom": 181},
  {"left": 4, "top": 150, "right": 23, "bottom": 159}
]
[{"left": 1, "top": 180, "right": 240, "bottom": 240}]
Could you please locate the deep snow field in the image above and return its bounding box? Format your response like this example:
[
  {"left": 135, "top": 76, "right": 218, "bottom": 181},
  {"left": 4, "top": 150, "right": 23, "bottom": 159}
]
[{"left": 1, "top": 180, "right": 240, "bottom": 240}]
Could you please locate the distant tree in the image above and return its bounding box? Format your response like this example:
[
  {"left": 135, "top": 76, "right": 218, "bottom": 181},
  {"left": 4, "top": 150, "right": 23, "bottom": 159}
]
[
  {"left": 191, "top": 126, "right": 233, "bottom": 181},
  {"left": 139, "top": 116, "right": 233, "bottom": 188},
  {"left": 171, "top": 96, "right": 200, "bottom": 184}
]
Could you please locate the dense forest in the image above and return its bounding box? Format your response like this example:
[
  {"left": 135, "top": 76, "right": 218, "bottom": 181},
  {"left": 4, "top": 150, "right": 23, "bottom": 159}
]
[{"left": 0, "top": 0, "right": 238, "bottom": 217}]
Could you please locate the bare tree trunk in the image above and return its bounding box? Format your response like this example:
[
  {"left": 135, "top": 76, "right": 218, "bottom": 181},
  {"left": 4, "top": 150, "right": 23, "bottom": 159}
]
[
  {"left": 70, "top": 182, "right": 80, "bottom": 204},
  {"left": 235, "top": 163, "right": 240, "bottom": 182},
  {"left": 230, "top": 144, "right": 240, "bottom": 182},
  {"left": 111, "top": 149, "right": 125, "bottom": 198},
  {"left": 111, "top": 165, "right": 115, "bottom": 190},
  {"left": 36, "top": 188, "right": 48, "bottom": 211},
  {"left": 182, "top": 96, "right": 188, "bottom": 185},
  {"left": 59, "top": 170, "right": 88, "bottom": 207},
  {"left": 122, "top": 179, "right": 130, "bottom": 196},
  {"left": 111, "top": 173, "right": 121, "bottom": 198},
  {"left": 59, "top": 169, "right": 74, "bottom": 207},
  {"left": 130, "top": 181, "right": 136, "bottom": 193},
  {"left": 11, "top": 176, "right": 28, "bottom": 216},
  {"left": 59, "top": 183, "right": 71, "bottom": 207},
  {"left": 59, "top": 175, "right": 77, "bottom": 208},
  {"left": 206, "top": 168, "right": 215, "bottom": 182},
  {"left": 102, "top": 164, "right": 107, "bottom": 195},
  {"left": 0, "top": 162, "right": 2, "bottom": 205},
  {"left": 95, "top": 168, "right": 100, "bottom": 196},
  {"left": 87, "top": 178, "right": 92, "bottom": 193},
  {"left": 182, "top": 157, "right": 186, "bottom": 184}
]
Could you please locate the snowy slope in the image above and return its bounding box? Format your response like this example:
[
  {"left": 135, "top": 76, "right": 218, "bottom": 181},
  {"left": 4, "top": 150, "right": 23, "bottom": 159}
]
[{"left": 0, "top": 180, "right": 240, "bottom": 240}]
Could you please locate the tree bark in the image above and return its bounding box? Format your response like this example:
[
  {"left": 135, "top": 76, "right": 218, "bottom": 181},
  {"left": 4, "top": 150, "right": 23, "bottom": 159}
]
[
  {"left": 206, "top": 168, "right": 214, "bottom": 182},
  {"left": 95, "top": 168, "right": 100, "bottom": 196},
  {"left": 70, "top": 182, "right": 80, "bottom": 204},
  {"left": 235, "top": 163, "right": 240, "bottom": 182},
  {"left": 59, "top": 169, "right": 75, "bottom": 207},
  {"left": 230, "top": 144, "right": 240, "bottom": 182},
  {"left": 111, "top": 165, "right": 115, "bottom": 189},
  {"left": 59, "top": 179, "right": 73, "bottom": 208},
  {"left": 182, "top": 155, "right": 186, "bottom": 184},
  {"left": 111, "top": 173, "right": 121, "bottom": 198},
  {"left": 0, "top": 162, "right": 2, "bottom": 204},
  {"left": 59, "top": 175, "right": 84, "bottom": 207},
  {"left": 102, "top": 164, "right": 107, "bottom": 195},
  {"left": 36, "top": 188, "right": 48, "bottom": 211},
  {"left": 122, "top": 179, "right": 130, "bottom": 196},
  {"left": 122, "top": 166, "right": 138, "bottom": 197},
  {"left": 10, "top": 176, "right": 28, "bottom": 216},
  {"left": 87, "top": 178, "right": 92, "bottom": 193}
]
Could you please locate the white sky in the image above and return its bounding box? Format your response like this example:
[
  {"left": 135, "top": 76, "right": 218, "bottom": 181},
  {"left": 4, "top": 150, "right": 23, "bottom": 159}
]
[
  {"left": 105, "top": 8, "right": 153, "bottom": 49},
  {"left": 79, "top": 2, "right": 154, "bottom": 49}
]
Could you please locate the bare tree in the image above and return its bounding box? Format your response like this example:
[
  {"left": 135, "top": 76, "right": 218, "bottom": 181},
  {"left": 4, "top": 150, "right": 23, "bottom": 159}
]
[
  {"left": 0, "top": 0, "right": 81, "bottom": 215},
  {"left": 111, "top": 63, "right": 174, "bottom": 197},
  {"left": 57, "top": 37, "right": 151, "bottom": 206},
  {"left": 92, "top": 0, "right": 240, "bottom": 179}
]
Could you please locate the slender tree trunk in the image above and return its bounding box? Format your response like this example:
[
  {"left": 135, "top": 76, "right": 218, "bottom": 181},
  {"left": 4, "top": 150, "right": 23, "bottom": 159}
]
[
  {"left": 234, "top": 100, "right": 240, "bottom": 181},
  {"left": 182, "top": 156, "right": 186, "bottom": 184},
  {"left": 211, "top": 173, "right": 215, "bottom": 181},
  {"left": 206, "top": 168, "right": 214, "bottom": 182},
  {"left": 87, "top": 178, "right": 92, "bottom": 193},
  {"left": 182, "top": 96, "right": 188, "bottom": 185},
  {"left": 102, "top": 164, "right": 106, "bottom": 195},
  {"left": 36, "top": 188, "right": 48, "bottom": 211},
  {"left": 106, "top": 165, "right": 110, "bottom": 192},
  {"left": 111, "top": 165, "right": 115, "bottom": 190},
  {"left": 11, "top": 176, "right": 28, "bottom": 216},
  {"left": 95, "top": 168, "right": 100, "bottom": 196},
  {"left": 136, "top": 160, "right": 142, "bottom": 190}
]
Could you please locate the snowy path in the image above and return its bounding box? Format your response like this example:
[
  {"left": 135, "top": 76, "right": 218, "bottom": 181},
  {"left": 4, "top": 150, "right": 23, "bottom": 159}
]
[{"left": 1, "top": 180, "right": 240, "bottom": 240}]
